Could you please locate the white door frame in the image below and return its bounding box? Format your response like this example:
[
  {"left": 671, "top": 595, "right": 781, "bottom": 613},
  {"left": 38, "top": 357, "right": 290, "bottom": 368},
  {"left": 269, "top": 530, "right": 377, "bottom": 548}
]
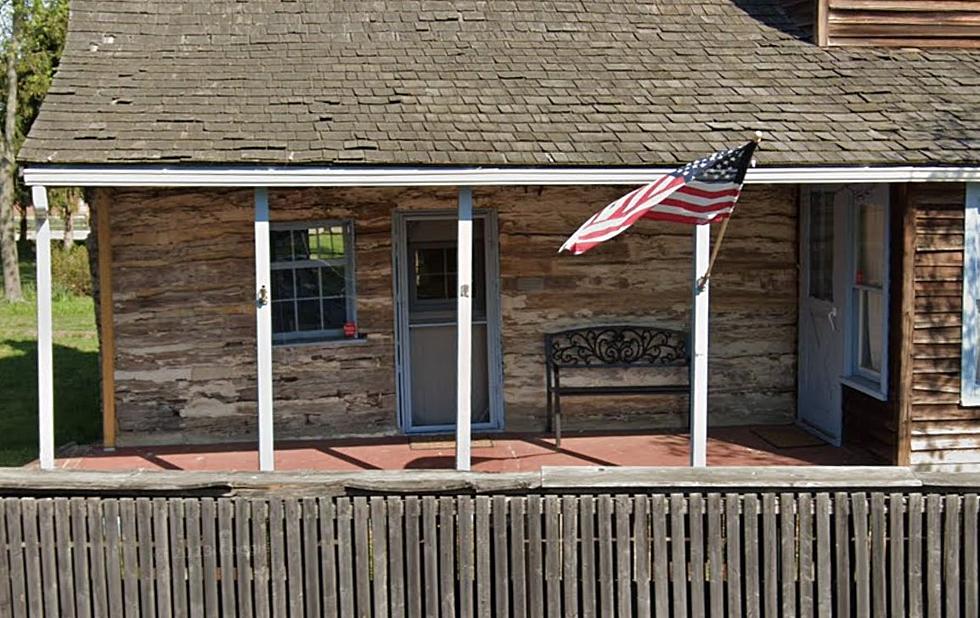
[{"left": 392, "top": 209, "right": 505, "bottom": 433}]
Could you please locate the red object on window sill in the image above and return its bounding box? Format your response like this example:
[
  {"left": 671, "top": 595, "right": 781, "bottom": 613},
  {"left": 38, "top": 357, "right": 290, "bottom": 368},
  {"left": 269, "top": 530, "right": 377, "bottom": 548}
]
[{"left": 344, "top": 322, "right": 357, "bottom": 338}]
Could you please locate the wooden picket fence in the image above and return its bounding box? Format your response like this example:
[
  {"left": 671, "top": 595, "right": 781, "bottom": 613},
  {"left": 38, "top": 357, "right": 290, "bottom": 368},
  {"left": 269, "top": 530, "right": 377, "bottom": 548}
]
[{"left": 1, "top": 490, "right": 979, "bottom": 617}]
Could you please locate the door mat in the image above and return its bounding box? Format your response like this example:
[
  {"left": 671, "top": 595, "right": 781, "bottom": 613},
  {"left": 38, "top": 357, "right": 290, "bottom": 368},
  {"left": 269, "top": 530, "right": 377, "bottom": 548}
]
[
  {"left": 752, "top": 425, "right": 827, "bottom": 449},
  {"left": 409, "top": 438, "right": 495, "bottom": 450}
]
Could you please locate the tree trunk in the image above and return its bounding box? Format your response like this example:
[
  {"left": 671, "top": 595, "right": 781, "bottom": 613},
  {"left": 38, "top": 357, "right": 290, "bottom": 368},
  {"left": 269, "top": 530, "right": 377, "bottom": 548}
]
[
  {"left": 62, "top": 201, "right": 74, "bottom": 251},
  {"left": 17, "top": 201, "right": 27, "bottom": 250},
  {"left": 0, "top": 0, "right": 22, "bottom": 301}
]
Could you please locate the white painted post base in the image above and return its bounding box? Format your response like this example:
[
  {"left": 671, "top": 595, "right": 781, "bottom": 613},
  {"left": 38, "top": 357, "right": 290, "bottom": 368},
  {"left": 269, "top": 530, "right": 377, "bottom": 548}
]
[
  {"left": 254, "top": 188, "right": 275, "bottom": 471},
  {"left": 690, "top": 224, "right": 710, "bottom": 467},
  {"left": 455, "top": 187, "right": 474, "bottom": 471},
  {"left": 32, "top": 186, "right": 55, "bottom": 470}
]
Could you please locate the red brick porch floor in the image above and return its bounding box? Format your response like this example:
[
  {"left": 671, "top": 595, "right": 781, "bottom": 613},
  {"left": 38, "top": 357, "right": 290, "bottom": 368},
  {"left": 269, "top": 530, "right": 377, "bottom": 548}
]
[{"left": 46, "top": 424, "right": 881, "bottom": 472}]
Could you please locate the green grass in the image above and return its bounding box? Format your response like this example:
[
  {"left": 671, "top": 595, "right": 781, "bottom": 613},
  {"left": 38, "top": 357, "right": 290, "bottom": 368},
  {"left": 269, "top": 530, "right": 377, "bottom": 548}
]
[{"left": 0, "top": 252, "right": 99, "bottom": 466}]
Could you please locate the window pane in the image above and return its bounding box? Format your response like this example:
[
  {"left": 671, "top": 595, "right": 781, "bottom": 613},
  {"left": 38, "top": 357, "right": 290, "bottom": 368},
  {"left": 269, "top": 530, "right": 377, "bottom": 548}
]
[
  {"left": 322, "top": 298, "right": 347, "bottom": 328},
  {"left": 297, "top": 300, "right": 322, "bottom": 331},
  {"left": 415, "top": 247, "right": 446, "bottom": 275},
  {"left": 322, "top": 266, "right": 345, "bottom": 296},
  {"left": 858, "top": 202, "right": 885, "bottom": 287},
  {"left": 416, "top": 274, "right": 446, "bottom": 300},
  {"left": 859, "top": 289, "right": 884, "bottom": 373},
  {"left": 313, "top": 226, "right": 346, "bottom": 260},
  {"left": 293, "top": 230, "right": 311, "bottom": 261},
  {"left": 272, "top": 300, "right": 295, "bottom": 334},
  {"left": 271, "top": 231, "right": 293, "bottom": 262},
  {"left": 295, "top": 267, "right": 320, "bottom": 298},
  {"left": 808, "top": 192, "right": 833, "bottom": 301},
  {"left": 272, "top": 269, "right": 295, "bottom": 300}
]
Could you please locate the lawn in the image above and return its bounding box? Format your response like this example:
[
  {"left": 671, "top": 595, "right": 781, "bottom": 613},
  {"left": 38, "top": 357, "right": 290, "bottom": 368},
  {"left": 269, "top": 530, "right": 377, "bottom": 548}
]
[{"left": 0, "top": 253, "right": 100, "bottom": 466}]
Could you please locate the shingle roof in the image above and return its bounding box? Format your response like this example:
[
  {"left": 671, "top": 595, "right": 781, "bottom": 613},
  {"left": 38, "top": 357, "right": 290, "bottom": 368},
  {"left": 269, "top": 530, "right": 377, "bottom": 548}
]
[{"left": 19, "top": 0, "right": 980, "bottom": 167}]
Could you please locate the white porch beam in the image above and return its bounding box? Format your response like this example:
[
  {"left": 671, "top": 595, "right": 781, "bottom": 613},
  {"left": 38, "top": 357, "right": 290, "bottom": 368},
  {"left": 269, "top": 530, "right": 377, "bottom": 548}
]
[
  {"left": 32, "top": 186, "right": 54, "bottom": 470},
  {"left": 690, "top": 224, "right": 710, "bottom": 468},
  {"left": 455, "top": 187, "right": 474, "bottom": 471},
  {"left": 254, "top": 188, "right": 275, "bottom": 471},
  {"left": 22, "top": 165, "right": 980, "bottom": 188}
]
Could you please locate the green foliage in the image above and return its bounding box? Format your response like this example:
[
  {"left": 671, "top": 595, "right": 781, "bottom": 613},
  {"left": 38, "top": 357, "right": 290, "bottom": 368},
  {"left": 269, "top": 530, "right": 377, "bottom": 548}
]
[{"left": 51, "top": 242, "right": 91, "bottom": 297}]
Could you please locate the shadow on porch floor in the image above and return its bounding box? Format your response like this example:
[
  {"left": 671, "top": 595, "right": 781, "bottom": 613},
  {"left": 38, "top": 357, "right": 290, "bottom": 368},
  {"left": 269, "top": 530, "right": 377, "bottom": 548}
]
[{"left": 47, "top": 424, "right": 882, "bottom": 472}]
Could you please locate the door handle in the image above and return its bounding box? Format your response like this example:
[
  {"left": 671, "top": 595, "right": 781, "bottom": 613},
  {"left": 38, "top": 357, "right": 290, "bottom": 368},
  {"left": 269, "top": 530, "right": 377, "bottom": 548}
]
[{"left": 827, "top": 307, "right": 839, "bottom": 332}]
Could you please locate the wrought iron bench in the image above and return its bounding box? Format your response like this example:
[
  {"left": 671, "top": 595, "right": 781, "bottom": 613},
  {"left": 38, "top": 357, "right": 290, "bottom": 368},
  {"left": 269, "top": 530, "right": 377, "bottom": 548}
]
[{"left": 545, "top": 325, "right": 690, "bottom": 447}]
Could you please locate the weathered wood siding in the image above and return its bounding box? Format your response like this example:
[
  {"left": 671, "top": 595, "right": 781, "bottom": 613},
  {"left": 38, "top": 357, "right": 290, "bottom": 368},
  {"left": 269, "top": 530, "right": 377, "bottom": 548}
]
[
  {"left": 907, "top": 183, "right": 980, "bottom": 469},
  {"left": 818, "top": 0, "right": 980, "bottom": 48},
  {"left": 95, "top": 185, "right": 798, "bottom": 445}
]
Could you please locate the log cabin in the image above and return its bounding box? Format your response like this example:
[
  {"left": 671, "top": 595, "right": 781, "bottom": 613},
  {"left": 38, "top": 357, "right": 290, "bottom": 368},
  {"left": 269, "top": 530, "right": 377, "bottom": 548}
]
[{"left": 17, "top": 0, "right": 980, "bottom": 470}]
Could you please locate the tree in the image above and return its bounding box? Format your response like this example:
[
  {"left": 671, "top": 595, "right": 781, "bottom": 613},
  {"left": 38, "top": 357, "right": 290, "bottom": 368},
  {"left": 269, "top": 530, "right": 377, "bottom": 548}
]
[{"left": 0, "top": 0, "right": 68, "bottom": 300}]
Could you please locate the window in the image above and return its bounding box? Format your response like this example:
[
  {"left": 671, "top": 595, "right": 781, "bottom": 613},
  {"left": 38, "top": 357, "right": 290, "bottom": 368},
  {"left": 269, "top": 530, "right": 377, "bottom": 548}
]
[
  {"left": 270, "top": 222, "right": 356, "bottom": 344},
  {"left": 844, "top": 189, "right": 889, "bottom": 398},
  {"left": 962, "top": 183, "right": 980, "bottom": 405}
]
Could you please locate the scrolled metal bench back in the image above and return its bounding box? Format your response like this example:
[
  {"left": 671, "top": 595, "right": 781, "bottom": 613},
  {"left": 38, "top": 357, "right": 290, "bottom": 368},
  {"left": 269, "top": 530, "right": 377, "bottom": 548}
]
[{"left": 545, "top": 325, "right": 689, "bottom": 368}]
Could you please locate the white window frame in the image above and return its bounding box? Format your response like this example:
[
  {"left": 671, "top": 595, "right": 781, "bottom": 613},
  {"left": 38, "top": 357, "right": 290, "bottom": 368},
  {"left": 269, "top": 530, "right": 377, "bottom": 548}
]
[
  {"left": 269, "top": 220, "right": 357, "bottom": 345},
  {"left": 961, "top": 183, "right": 980, "bottom": 406},
  {"left": 841, "top": 186, "right": 890, "bottom": 401}
]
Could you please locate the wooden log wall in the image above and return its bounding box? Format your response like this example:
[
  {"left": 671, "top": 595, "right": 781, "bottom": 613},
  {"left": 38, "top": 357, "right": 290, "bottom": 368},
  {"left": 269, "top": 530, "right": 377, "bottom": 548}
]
[
  {"left": 818, "top": 0, "right": 980, "bottom": 48},
  {"left": 907, "top": 183, "right": 980, "bottom": 469},
  {"left": 96, "top": 184, "right": 797, "bottom": 445},
  {"left": 2, "top": 490, "right": 978, "bottom": 617}
]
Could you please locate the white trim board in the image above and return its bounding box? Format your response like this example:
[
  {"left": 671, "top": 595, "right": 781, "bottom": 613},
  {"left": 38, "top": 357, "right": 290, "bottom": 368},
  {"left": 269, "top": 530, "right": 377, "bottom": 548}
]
[{"left": 22, "top": 165, "right": 980, "bottom": 187}]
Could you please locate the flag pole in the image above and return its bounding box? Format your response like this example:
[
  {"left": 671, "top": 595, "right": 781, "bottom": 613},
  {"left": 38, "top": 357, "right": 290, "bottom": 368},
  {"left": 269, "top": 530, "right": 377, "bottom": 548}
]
[{"left": 697, "top": 131, "right": 763, "bottom": 290}]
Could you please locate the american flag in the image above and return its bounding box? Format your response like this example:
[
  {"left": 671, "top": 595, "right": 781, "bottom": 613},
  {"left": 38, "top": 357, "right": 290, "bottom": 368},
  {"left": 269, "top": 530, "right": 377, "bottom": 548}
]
[{"left": 560, "top": 140, "right": 758, "bottom": 255}]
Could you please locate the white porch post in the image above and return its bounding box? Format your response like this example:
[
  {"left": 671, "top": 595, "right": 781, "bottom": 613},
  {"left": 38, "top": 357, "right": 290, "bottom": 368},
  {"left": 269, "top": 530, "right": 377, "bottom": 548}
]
[
  {"left": 254, "top": 188, "right": 275, "bottom": 471},
  {"left": 455, "top": 187, "right": 474, "bottom": 471},
  {"left": 690, "top": 224, "right": 710, "bottom": 467},
  {"left": 32, "top": 186, "right": 54, "bottom": 470}
]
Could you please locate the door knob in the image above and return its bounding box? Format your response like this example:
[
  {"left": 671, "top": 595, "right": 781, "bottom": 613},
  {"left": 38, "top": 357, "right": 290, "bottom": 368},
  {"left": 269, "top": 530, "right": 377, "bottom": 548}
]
[{"left": 827, "top": 307, "right": 839, "bottom": 331}]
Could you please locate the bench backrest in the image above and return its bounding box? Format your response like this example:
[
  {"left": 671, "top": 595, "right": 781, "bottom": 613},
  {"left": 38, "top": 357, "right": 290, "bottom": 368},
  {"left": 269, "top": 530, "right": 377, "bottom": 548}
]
[{"left": 545, "top": 325, "right": 689, "bottom": 370}]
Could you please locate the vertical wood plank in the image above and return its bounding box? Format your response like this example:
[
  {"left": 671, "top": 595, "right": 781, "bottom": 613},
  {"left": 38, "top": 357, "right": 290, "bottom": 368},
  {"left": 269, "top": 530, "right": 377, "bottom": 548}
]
[
  {"left": 779, "top": 494, "right": 797, "bottom": 618},
  {"left": 669, "top": 494, "right": 690, "bottom": 618},
  {"left": 725, "top": 493, "right": 743, "bottom": 618},
  {"left": 964, "top": 494, "right": 979, "bottom": 618},
  {"left": 119, "top": 499, "right": 141, "bottom": 618},
  {"left": 614, "top": 495, "right": 632, "bottom": 618},
  {"left": 389, "top": 498, "right": 407, "bottom": 618},
  {"left": 0, "top": 497, "right": 10, "bottom": 617},
  {"left": 926, "top": 494, "right": 942, "bottom": 618},
  {"left": 319, "top": 498, "right": 338, "bottom": 618},
  {"left": 798, "top": 494, "right": 814, "bottom": 618},
  {"left": 168, "top": 500, "right": 189, "bottom": 618},
  {"left": 217, "top": 499, "right": 236, "bottom": 618},
  {"left": 944, "top": 494, "right": 962, "bottom": 618},
  {"left": 6, "top": 498, "right": 28, "bottom": 617},
  {"left": 474, "top": 496, "right": 492, "bottom": 618},
  {"left": 70, "top": 497, "right": 92, "bottom": 618},
  {"left": 135, "top": 499, "right": 153, "bottom": 618},
  {"left": 579, "top": 496, "right": 597, "bottom": 618},
  {"left": 562, "top": 496, "right": 580, "bottom": 618},
  {"left": 336, "top": 498, "right": 355, "bottom": 618},
  {"left": 852, "top": 493, "right": 870, "bottom": 618},
  {"left": 651, "top": 494, "right": 669, "bottom": 618},
  {"left": 833, "top": 492, "right": 851, "bottom": 618},
  {"left": 870, "top": 494, "right": 886, "bottom": 618},
  {"left": 438, "top": 497, "right": 456, "bottom": 618},
  {"left": 689, "top": 494, "right": 706, "bottom": 618},
  {"left": 303, "top": 498, "right": 322, "bottom": 618},
  {"left": 286, "top": 498, "right": 308, "bottom": 617},
  {"left": 87, "top": 500, "right": 109, "bottom": 618},
  {"left": 743, "top": 494, "right": 761, "bottom": 618},
  {"left": 907, "top": 493, "right": 924, "bottom": 618},
  {"left": 371, "top": 497, "right": 390, "bottom": 618},
  {"left": 103, "top": 500, "right": 125, "bottom": 618},
  {"left": 510, "top": 498, "right": 528, "bottom": 618},
  {"left": 233, "top": 499, "right": 253, "bottom": 618},
  {"left": 20, "top": 500, "right": 45, "bottom": 617},
  {"left": 888, "top": 494, "right": 905, "bottom": 618},
  {"left": 37, "top": 499, "right": 60, "bottom": 618},
  {"left": 634, "top": 495, "right": 651, "bottom": 618},
  {"left": 422, "top": 496, "right": 439, "bottom": 618},
  {"left": 267, "top": 498, "right": 287, "bottom": 618},
  {"left": 405, "top": 497, "right": 423, "bottom": 618},
  {"left": 527, "top": 496, "right": 545, "bottom": 618},
  {"left": 201, "top": 498, "right": 221, "bottom": 618},
  {"left": 546, "top": 496, "right": 562, "bottom": 618},
  {"left": 596, "top": 495, "right": 615, "bottom": 618},
  {"left": 250, "top": 500, "right": 270, "bottom": 618},
  {"left": 707, "top": 492, "right": 724, "bottom": 617},
  {"left": 456, "top": 497, "right": 473, "bottom": 618},
  {"left": 185, "top": 499, "right": 206, "bottom": 618},
  {"left": 492, "top": 496, "right": 510, "bottom": 618},
  {"left": 815, "top": 494, "right": 832, "bottom": 618},
  {"left": 352, "top": 497, "right": 371, "bottom": 618}
]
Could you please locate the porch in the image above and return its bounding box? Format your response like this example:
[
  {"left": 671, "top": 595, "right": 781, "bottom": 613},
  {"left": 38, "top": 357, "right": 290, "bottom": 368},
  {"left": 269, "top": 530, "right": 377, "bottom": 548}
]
[{"left": 46, "top": 424, "right": 879, "bottom": 472}]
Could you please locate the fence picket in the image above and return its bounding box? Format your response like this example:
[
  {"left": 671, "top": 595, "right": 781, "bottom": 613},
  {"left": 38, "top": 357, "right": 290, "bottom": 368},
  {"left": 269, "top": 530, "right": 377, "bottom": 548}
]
[
  {"left": 457, "top": 497, "right": 473, "bottom": 618},
  {"left": 231, "top": 499, "right": 252, "bottom": 618},
  {"left": 707, "top": 492, "right": 724, "bottom": 617},
  {"left": 926, "top": 494, "right": 942, "bottom": 618},
  {"left": 474, "top": 496, "right": 491, "bottom": 618},
  {"left": 546, "top": 496, "right": 562, "bottom": 618},
  {"left": 185, "top": 499, "right": 205, "bottom": 618},
  {"left": 200, "top": 498, "right": 220, "bottom": 618},
  {"left": 370, "top": 498, "right": 389, "bottom": 618},
  {"left": 492, "top": 496, "right": 509, "bottom": 618},
  {"left": 527, "top": 496, "right": 546, "bottom": 618},
  {"left": 798, "top": 494, "right": 813, "bottom": 618},
  {"left": 833, "top": 492, "right": 850, "bottom": 618},
  {"left": 689, "top": 494, "right": 706, "bottom": 618},
  {"left": 336, "top": 497, "right": 355, "bottom": 617},
  {"left": 510, "top": 498, "right": 528, "bottom": 618},
  {"left": 135, "top": 499, "right": 153, "bottom": 618},
  {"left": 6, "top": 498, "right": 27, "bottom": 617},
  {"left": 405, "top": 497, "right": 423, "bottom": 618},
  {"left": 353, "top": 497, "right": 371, "bottom": 618},
  {"left": 596, "top": 495, "right": 615, "bottom": 618},
  {"left": 320, "top": 498, "right": 338, "bottom": 618},
  {"left": 170, "top": 500, "right": 189, "bottom": 618},
  {"left": 670, "top": 493, "right": 690, "bottom": 618},
  {"left": 945, "top": 495, "right": 962, "bottom": 618},
  {"left": 304, "top": 497, "right": 322, "bottom": 618},
  {"left": 907, "top": 493, "right": 924, "bottom": 618},
  {"left": 421, "top": 496, "right": 439, "bottom": 618},
  {"left": 563, "top": 496, "right": 580, "bottom": 618},
  {"left": 438, "top": 497, "right": 456, "bottom": 618},
  {"left": 88, "top": 499, "right": 110, "bottom": 618},
  {"left": 614, "top": 495, "right": 632, "bottom": 618},
  {"left": 216, "top": 499, "right": 236, "bottom": 618},
  {"left": 725, "top": 493, "right": 743, "bottom": 618},
  {"left": 633, "top": 494, "right": 651, "bottom": 618},
  {"left": 814, "top": 493, "right": 831, "bottom": 618},
  {"left": 888, "top": 494, "right": 905, "bottom": 618},
  {"left": 390, "top": 498, "right": 407, "bottom": 618},
  {"left": 580, "top": 496, "right": 597, "bottom": 618},
  {"left": 251, "top": 500, "right": 270, "bottom": 618},
  {"left": 70, "top": 497, "right": 92, "bottom": 618},
  {"left": 964, "top": 494, "right": 979, "bottom": 618},
  {"left": 870, "top": 493, "right": 886, "bottom": 618},
  {"left": 780, "top": 493, "right": 797, "bottom": 618},
  {"left": 651, "top": 494, "right": 669, "bottom": 618}
]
